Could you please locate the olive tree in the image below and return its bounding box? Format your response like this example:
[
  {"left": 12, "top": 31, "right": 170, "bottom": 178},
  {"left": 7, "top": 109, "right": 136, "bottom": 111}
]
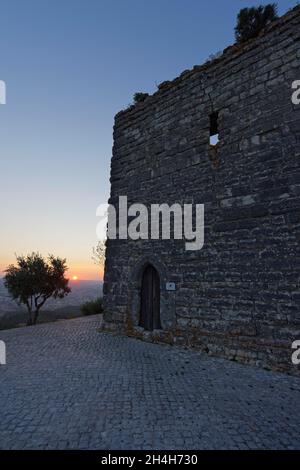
[{"left": 4, "top": 253, "right": 71, "bottom": 326}]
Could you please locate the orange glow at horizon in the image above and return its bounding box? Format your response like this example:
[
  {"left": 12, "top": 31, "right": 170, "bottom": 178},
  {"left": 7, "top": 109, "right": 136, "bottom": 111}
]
[
  {"left": 68, "top": 264, "right": 104, "bottom": 281},
  {"left": 0, "top": 258, "right": 103, "bottom": 282}
]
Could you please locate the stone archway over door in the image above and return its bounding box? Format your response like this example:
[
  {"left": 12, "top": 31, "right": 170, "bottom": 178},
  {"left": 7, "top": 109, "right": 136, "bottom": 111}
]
[{"left": 139, "top": 265, "right": 161, "bottom": 331}]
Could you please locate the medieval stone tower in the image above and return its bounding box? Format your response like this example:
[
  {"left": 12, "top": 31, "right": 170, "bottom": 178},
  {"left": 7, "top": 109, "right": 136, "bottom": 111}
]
[{"left": 103, "top": 6, "right": 300, "bottom": 374}]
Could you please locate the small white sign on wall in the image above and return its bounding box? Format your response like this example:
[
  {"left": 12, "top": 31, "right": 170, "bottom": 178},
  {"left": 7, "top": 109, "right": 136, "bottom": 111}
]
[{"left": 166, "top": 282, "right": 176, "bottom": 291}]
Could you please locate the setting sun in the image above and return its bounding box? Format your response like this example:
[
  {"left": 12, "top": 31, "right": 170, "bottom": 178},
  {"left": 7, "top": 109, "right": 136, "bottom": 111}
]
[{"left": 72, "top": 275, "right": 78, "bottom": 281}]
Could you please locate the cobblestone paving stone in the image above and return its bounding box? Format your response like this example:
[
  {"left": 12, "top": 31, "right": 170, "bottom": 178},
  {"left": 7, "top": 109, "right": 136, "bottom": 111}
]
[{"left": 0, "top": 315, "right": 300, "bottom": 450}]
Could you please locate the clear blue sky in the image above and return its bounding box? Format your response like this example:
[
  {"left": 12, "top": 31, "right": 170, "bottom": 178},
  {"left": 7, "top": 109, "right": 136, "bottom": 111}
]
[{"left": 0, "top": 0, "right": 296, "bottom": 279}]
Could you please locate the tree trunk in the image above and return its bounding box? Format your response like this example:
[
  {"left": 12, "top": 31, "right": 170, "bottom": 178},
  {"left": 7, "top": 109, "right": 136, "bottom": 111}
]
[
  {"left": 27, "top": 309, "right": 33, "bottom": 326},
  {"left": 33, "top": 310, "right": 40, "bottom": 325}
]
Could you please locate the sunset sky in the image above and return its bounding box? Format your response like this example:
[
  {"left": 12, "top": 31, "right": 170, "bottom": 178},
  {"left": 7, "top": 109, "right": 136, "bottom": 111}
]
[{"left": 0, "top": 0, "right": 295, "bottom": 280}]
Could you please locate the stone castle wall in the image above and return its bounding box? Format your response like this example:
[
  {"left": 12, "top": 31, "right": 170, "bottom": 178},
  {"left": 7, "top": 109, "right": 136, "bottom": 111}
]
[{"left": 103, "top": 7, "right": 300, "bottom": 374}]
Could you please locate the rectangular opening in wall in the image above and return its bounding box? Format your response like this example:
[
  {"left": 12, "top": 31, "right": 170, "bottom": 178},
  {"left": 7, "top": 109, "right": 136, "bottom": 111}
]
[{"left": 210, "top": 112, "right": 219, "bottom": 146}]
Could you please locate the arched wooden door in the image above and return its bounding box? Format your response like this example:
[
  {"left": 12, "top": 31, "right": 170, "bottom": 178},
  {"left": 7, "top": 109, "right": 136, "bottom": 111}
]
[{"left": 139, "top": 265, "right": 161, "bottom": 331}]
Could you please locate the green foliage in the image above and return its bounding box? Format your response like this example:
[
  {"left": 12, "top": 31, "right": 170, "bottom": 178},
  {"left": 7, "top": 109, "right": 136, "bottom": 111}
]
[
  {"left": 4, "top": 253, "right": 71, "bottom": 325},
  {"left": 235, "top": 4, "right": 278, "bottom": 43},
  {"left": 133, "top": 92, "right": 149, "bottom": 104},
  {"left": 80, "top": 297, "right": 103, "bottom": 316}
]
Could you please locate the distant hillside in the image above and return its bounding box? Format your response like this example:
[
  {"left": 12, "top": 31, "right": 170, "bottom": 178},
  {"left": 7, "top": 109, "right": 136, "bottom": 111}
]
[
  {"left": 0, "top": 306, "right": 85, "bottom": 330},
  {"left": 0, "top": 278, "right": 103, "bottom": 317}
]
